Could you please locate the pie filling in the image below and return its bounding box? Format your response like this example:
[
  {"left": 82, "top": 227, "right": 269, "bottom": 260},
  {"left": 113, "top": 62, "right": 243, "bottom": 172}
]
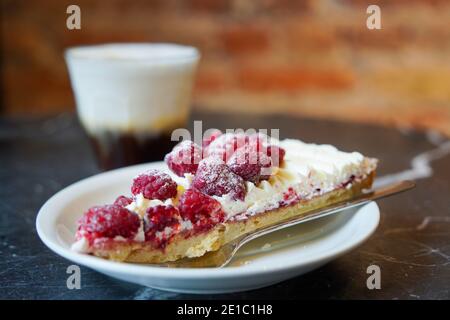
[{"left": 72, "top": 132, "right": 377, "bottom": 256}]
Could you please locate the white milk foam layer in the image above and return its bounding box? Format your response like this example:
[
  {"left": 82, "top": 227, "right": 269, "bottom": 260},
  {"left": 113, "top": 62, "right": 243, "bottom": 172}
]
[{"left": 66, "top": 43, "right": 200, "bottom": 133}]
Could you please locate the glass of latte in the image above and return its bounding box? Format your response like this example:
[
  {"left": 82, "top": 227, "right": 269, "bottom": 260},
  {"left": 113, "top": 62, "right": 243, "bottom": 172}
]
[{"left": 65, "top": 43, "right": 200, "bottom": 170}]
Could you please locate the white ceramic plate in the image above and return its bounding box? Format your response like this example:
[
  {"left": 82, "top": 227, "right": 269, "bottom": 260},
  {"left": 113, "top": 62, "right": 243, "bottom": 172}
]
[{"left": 36, "top": 162, "right": 380, "bottom": 294}]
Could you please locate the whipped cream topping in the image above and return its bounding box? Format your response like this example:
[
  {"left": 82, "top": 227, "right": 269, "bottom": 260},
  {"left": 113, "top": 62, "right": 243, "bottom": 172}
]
[
  {"left": 71, "top": 236, "right": 89, "bottom": 253},
  {"left": 123, "top": 187, "right": 194, "bottom": 238},
  {"left": 212, "top": 138, "right": 376, "bottom": 219},
  {"left": 125, "top": 193, "right": 174, "bottom": 218}
]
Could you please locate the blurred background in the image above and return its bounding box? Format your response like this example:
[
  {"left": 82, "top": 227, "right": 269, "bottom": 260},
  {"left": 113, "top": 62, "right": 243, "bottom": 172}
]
[{"left": 1, "top": 0, "right": 449, "bottom": 136}]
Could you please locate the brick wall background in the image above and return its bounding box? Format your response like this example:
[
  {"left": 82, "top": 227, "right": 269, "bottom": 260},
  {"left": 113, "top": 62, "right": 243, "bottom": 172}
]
[{"left": 2, "top": 0, "right": 450, "bottom": 136}]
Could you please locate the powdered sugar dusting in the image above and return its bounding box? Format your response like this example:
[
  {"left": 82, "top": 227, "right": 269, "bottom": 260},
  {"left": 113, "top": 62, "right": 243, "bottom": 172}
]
[
  {"left": 205, "top": 132, "right": 246, "bottom": 161},
  {"left": 192, "top": 157, "right": 246, "bottom": 200}
]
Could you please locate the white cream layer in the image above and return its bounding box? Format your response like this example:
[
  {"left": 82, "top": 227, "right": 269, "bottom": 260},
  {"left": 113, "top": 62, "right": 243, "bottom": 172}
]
[{"left": 213, "top": 139, "right": 376, "bottom": 220}]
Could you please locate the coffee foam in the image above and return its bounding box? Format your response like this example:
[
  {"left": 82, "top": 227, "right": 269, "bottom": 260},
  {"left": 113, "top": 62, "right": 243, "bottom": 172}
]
[{"left": 67, "top": 43, "right": 199, "bottom": 63}]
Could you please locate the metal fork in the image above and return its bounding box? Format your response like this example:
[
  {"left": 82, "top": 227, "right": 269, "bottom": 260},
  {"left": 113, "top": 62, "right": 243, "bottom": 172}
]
[{"left": 155, "top": 180, "right": 415, "bottom": 268}]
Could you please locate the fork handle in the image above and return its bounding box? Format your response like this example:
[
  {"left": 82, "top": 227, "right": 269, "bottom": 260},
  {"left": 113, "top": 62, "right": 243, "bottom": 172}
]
[{"left": 238, "top": 180, "right": 416, "bottom": 246}]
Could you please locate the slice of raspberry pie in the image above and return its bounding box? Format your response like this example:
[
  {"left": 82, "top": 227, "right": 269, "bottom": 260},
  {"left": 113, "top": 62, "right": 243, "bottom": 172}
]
[{"left": 72, "top": 132, "right": 378, "bottom": 263}]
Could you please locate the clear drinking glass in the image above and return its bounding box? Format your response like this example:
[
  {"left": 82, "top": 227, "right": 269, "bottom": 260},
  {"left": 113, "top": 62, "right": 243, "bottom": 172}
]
[{"left": 65, "top": 43, "right": 200, "bottom": 170}]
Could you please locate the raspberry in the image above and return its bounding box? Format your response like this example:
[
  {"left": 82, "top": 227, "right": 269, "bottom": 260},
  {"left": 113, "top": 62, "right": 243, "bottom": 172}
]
[
  {"left": 165, "top": 140, "right": 202, "bottom": 177},
  {"left": 267, "top": 145, "right": 286, "bottom": 166},
  {"left": 247, "top": 133, "right": 267, "bottom": 152},
  {"left": 78, "top": 204, "right": 140, "bottom": 240},
  {"left": 281, "top": 187, "right": 299, "bottom": 206},
  {"left": 205, "top": 133, "right": 248, "bottom": 162},
  {"left": 205, "top": 148, "right": 228, "bottom": 162},
  {"left": 114, "top": 195, "right": 132, "bottom": 207},
  {"left": 228, "top": 146, "right": 272, "bottom": 183},
  {"left": 178, "top": 189, "right": 225, "bottom": 229},
  {"left": 202, "top": 129, "right": 223, "bottom": 148},
  {"left": 192, "top": 157, "right": 246, "bottom": 200},
  {"left": 247, "top": 134, "right": 286, "bottom": 158},
  {"left": 131, "top": 169, "right": 177, "bottom": 200},
  {"left": 144, "top": 205, "right": 180, "bottom": 242}
]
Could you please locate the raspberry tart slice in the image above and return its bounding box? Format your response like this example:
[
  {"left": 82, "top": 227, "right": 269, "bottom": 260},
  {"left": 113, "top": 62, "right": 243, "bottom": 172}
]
[{"left": 72, "top": 132, "right": 378, "bottom": 263}]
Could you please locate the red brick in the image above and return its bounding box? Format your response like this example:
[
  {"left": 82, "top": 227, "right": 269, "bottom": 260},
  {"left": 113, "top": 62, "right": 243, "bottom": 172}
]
[
  {"left": 219, "top": 24, "right": 269, "bottom": 55},
  {"left": 341, "top": 0, "right": 450, "bottom": 7},
  {"left": 62, "top": 31, "right": 152, "bottom": 48},
  {"left": 336, "top": 25, "right": 419, "bottom": 49},
  {"left": 237, "top": 67, "right": 355, "bottom": 92},
  {"left": 287, "top": 20, "right": 336, "bottom": 51},
  {"left": 195, "top": 70, "right": 229, "bottom": 92},
  {"left": 109, "top": 0, "right": 165, "bottom": 13},
  {"left": 229, "top": 0, "right": 313, "bottom": 16},
  {"left": 257, "top": 0, "right": 312, "bottom": 14},
  {"left": 2, "top": 0, "right": 450, "bottom": 139},
  {"left": 3, "top": 67, "right": 72, "bottom": 114},
  {"left": 185, "top": 0, "right": 230, "bottom": 13}
]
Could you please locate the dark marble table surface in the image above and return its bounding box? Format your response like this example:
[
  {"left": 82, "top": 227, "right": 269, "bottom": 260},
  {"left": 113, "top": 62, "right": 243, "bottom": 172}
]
[{"left": 1, "top": 112, "right": 449, "bottom": 300}]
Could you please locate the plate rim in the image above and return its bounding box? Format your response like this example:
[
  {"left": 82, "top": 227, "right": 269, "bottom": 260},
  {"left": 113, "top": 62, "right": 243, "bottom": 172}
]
[{"left": 36, "top": 161, "right": 380, "bottom": 279}]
